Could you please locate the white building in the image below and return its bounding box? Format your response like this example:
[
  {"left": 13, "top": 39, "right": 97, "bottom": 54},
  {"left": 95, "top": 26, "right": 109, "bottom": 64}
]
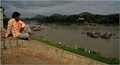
[
  {"left": 78, "top": 18, "right": 84, "bottom": 20},
  {"left": 0, "top": 6, "right": 4, "bottom": 28}
]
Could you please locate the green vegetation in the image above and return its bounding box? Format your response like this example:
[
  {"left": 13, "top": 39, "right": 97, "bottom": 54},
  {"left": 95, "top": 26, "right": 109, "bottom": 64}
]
[
  {"left": 3, "top": 18, "right": 9, "bottom": 29},
  {"left": 4, "top": 12, "right": 119, "bottom": 28},
  {"left": 22, "top": 12, "right": 119, "bottom": 26},
  {"left": 32, "top": 36, "right": 119, "bottom": 64}
]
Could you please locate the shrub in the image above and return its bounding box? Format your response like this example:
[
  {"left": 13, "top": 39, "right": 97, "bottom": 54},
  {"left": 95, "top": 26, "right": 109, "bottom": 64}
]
[{"left": 77, "top": 47, "right": 85, "bottom": 51}]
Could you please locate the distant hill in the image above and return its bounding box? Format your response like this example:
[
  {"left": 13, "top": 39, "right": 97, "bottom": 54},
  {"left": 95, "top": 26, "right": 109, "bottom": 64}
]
[
  {"left": 79, "top": 12, "right": 94, "bottom": 16},
  {"left": 33, "top": 14, "right": 45, "bottom": 19},
  {"left": 51, "top": 13, "right": 62, "bottom": 16}
]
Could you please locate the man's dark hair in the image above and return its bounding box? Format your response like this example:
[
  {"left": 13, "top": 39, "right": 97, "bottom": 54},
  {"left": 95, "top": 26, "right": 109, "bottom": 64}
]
[{"left": 12, "top": 12, "right": 20, "bottom": 18}]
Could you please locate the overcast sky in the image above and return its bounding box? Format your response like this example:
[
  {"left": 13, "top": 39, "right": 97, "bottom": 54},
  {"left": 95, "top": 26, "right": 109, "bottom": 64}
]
[{"left": 1, "top": 0, "right": 119, "bottom": 18}]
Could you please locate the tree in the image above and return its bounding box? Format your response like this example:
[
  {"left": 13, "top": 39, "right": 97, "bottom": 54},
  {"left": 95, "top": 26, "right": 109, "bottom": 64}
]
[{"left": 32, "top": 12, "right": 119, "bottom": 26}]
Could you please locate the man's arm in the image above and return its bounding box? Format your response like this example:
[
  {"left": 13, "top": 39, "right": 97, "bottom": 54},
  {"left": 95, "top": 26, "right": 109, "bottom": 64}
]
[
  {"left": 20, "top": 27, "right": 24, "bottom": 32},
  {"left": 19, "top": 20, "right": 25, "bottom": 32}
]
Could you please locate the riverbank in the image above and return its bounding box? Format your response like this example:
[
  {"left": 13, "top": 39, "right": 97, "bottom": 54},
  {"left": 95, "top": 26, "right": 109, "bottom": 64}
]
[
  {"left": 32, "top": 36, "right": 119, "bottom": 64},
  {"left": 32, "top": 22, "right": 119, "bottom": 27},
  {"left": 29, "top": 23, "right": 119, "bottom": 58}
]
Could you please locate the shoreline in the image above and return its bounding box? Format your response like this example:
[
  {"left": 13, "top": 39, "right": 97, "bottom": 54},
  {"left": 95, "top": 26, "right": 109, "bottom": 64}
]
[{"left": 27, "top": 22, "right": 119, "bottom": 27}]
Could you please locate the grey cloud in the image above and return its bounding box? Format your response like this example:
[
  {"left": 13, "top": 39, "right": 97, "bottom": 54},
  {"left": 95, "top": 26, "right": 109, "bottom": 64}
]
[
  {"left": 25, "top": 1, "right": 74, "bottom": 7},
  {"left": 1, "top": 1, "right": 119, "bottom": 18},
  {"left": 2, "top": 1, "right": 74, "bottom": 9},
  {"left": 2, "top": 1, "right": 27, "bottom": 9}
]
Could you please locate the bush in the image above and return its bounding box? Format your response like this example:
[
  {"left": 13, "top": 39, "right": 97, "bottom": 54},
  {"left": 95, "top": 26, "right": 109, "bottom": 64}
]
[
  {"left": 90, "top": 50, "right": 98, "bottom": 55},
  {"left": 77, "top": 47, "right": 85, "bottom": 51}
]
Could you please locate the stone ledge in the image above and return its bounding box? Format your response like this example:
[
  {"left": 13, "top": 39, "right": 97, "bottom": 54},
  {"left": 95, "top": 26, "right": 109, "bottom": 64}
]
[
  {"left": 28, "top": 40, "right": 108, "bottom": 65},
  {"left": 0, "top": 37, "right": 30, "bottom": 55}
]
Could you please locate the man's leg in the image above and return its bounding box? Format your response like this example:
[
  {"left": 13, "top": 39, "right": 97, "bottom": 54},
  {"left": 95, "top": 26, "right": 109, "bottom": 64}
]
[
  {"left": 21, "top": 25, "right": 32, "bottom": 40},
  {"left": 22, "top": 25, "right": 31, "bottom": 33},
  {"left": 17, "top": 33, "right": 29, "bottom": 39}
]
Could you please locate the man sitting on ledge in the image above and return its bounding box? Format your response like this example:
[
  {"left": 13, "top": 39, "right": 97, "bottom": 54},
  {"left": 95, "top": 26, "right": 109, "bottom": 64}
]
[{"left": 4, "top": 12, "right": 32, "bottom": 40}]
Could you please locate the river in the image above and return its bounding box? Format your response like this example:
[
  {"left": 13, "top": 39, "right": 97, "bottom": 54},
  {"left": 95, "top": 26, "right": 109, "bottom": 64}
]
[{"left": 29, "top": 24, "right": 119, "bottom": 58}]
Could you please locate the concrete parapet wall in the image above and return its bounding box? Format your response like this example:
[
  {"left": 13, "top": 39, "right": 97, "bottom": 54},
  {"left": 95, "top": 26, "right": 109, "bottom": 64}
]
[
  {"left": 0, "top": 37, "right": 108, "bottom": 65},
  {"left": 0, "top": 37, "right": 30, "bottom": 55},
  {"left": 28, "top": 40, "right": 107, "bottom": 65}
]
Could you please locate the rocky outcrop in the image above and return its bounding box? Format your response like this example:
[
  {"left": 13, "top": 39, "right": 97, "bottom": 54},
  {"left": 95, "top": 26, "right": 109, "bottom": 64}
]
[{"left": 100, "top": 32, "right": 112, "bottom": 39}]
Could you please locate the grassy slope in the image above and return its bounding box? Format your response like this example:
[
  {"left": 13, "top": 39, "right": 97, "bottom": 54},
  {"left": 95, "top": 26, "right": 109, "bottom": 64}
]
[{"left": 33, "top": 37, "right": 119, "bottom": 64}]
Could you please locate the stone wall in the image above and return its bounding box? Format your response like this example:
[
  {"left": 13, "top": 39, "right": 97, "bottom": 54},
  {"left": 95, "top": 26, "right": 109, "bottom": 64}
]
[
  {"left": 28, "top": 40, "right": 108, "bottom": 65},
  {"left": 0, "top": 37, "right": 30, "bottom": 55},
  {"left": 0, "top": 37, "right": 108, "bottom": 65}
]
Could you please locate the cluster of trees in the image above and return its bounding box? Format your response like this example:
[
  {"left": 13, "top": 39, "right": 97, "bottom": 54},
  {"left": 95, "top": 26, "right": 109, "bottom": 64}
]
[
  {"left": 32, "top": 12, "right": 119, "bottom": 26},
  {"left": 4, "top": 12, "right": 119, "bottom": 27}
]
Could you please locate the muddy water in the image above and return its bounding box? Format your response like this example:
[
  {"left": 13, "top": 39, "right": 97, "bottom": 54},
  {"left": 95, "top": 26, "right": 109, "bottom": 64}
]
[{"left": 29, "top": 24, "right": 119, "bottom": 58}]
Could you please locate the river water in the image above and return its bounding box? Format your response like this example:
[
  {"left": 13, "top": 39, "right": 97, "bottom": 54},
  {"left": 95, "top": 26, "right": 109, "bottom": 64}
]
[{"left": 29, "top": 24, "right": 119, "bottom": 58}]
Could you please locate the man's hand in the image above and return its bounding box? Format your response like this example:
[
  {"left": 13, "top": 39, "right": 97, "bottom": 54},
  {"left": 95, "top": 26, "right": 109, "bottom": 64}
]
[
  {"left": 20, "top": 27, "right": 24, "bottom": 32},
  {"left": 2, "top": 35, "right": 7, "bottom": 38},
  {"left": 4, "top": 33, "right": 9, "bottom": 38}
]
